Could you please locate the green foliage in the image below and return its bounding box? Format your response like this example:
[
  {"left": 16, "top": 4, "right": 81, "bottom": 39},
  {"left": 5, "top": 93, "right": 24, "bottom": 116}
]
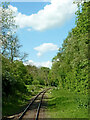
[
  {"left": 2, "top": 90, "right": 31, "bottom": 116},
  {"left": 24, "top": 74, "right": 33, "bottom": 85},
  {"left": 2, "top": 1, "right": 89, "bottom": 117},
  {"left": 2, "top": 84, "right": 45, "bottom": 116},
  {"left": 1, "top": 2, "right": 29, "bottom": 97},
  {"left": 50, "top": 1, "right": 89, "bottom": 94},
  {"left": 2, "top": 56, "right": 28, "bottom": 96},
  {"left": 26, "top": 65, "right": 50, "bottom": 86},
  {"left": 1, "top": 2, "right": 51, "bottom": 117},
  {"left": 32, "top": 80, "right": 40, "bottom": 85},
  {"left": 47, "top": 88, "right": 88, "bottom": 118}
]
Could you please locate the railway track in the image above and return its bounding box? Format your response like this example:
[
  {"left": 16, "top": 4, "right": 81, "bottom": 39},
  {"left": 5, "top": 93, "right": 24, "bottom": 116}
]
[
  {"left": 2, "top": 88, "right": 50, "bottom": 120},
  {"left": 16, "top": 88, "right": 50, "bottom": 120}
]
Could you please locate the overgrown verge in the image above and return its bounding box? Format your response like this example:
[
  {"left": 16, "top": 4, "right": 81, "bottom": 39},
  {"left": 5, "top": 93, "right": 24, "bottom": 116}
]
[{"left": 46, "top": 88, "right": 89, "bottom": 118}]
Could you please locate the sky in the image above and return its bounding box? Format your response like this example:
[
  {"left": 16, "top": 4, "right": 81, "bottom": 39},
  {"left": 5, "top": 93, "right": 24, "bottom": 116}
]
[{"left": 7, "top": 0, "right": 78, "bottom": 68}]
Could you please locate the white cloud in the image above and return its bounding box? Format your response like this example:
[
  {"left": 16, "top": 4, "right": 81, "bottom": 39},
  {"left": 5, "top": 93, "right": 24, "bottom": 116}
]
[
  {"left": 24, "top": 60, "right": 52, "bottom": 68},
  {"left": 8, "top": 0, "right": 77, "bottom": 31},
  {"left": 34, "top": 43, "right": 58, "bottom": 56},
  {"left": 27, "top": 28, "right": 32, "bottom": 31},
  {"left": 1, "top": 0, "right": 51, "bottom": 2}
]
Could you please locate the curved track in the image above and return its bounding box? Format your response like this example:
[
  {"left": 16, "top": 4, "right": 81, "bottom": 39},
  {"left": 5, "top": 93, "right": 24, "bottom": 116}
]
[{"left": 17, "top": 88, "right": 50, "bottom": 120}]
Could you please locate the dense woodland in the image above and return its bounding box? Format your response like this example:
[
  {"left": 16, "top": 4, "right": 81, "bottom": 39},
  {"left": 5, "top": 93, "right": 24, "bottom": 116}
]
[
  {"left": 50, "top": 1, "right": 89, "bottom": 94},
  {"left": 0, "top": 1, "right": 89, "bottom": 116}
]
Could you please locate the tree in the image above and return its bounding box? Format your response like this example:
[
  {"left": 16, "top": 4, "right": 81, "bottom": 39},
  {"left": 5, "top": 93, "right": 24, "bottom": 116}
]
[
  {"left": 50, "top": 1, "right": 89, "bottom": 94},
  {"left": 0, "top": 2, "right": 17, "bottom": 56},
  {"left": 0, "top": 2, "right": 27, "bottom": 62},
  {"left": 40, "top": 67, "right": 50, "bottom": 86},
  {"left": 1, "top": 2, "right": 28, "bottom": 97}
]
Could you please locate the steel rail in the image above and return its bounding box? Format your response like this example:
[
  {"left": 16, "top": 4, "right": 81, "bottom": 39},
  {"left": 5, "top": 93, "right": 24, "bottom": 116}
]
[
  {"left": 35, "top": 90, "right": 46, "bottom": 120},
  {"left": 18, "top": 88, "right": 50, "bottom": 120},
  {"left": 18, "top": 90, "right": 45, "bottom": 120}
]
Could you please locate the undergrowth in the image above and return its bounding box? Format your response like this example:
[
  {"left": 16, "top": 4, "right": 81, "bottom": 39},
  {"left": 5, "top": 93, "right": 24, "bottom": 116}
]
[{"left": 46, "top": 87, "right": 89, "bottom": 118}]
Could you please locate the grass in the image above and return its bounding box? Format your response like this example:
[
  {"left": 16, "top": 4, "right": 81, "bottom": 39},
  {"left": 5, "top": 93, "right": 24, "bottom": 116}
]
[
  {"left": 2, "top": 92, "right": 30, "bottom": 116},
  {"left": 2, "top": 85, "right": 45, "bottom": 116},
  {"left": 46, "top": 87, "right": 89, "bottom": 118}
]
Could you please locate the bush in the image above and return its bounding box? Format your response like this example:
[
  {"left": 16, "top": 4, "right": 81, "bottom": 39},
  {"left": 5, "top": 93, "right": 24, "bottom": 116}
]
[{"left": 32, "top": 80, "right": 39, "bottom": 85}]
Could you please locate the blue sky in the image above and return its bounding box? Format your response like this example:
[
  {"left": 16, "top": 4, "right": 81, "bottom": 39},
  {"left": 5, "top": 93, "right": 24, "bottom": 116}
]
[{"left": 9, "top": 0, "right": 77, "bottom": 68}]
